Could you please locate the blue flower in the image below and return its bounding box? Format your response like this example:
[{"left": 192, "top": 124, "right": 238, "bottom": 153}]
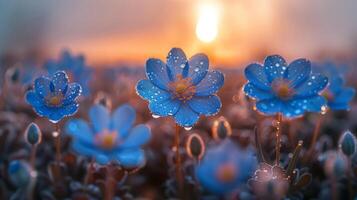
[
  {"left": 45, "top": 50, "right": 92, "bottom": 96},
  {"left": 313, "top": 62, "right": 355, "bottom": 110},
  {"left": 136, "top": 48, "right": 224, "bottom": 127},
  {"left": 195, "top": 139, "right": 257, "bottom": 195},
  {"left": 65, "top": 104, "right": 151, "bottom": 168},
  {"left": 25, "top": 71, "right": 82, "bottom": 123},
  {"left": 243, "top": 55, "right": 328, "bottom": 118}
]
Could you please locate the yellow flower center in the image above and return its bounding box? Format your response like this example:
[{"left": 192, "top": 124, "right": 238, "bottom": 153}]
[
  {"left": 272, "top": 79, "right": 295, "bottom": 100},
  {"left": 46, "top": 94, "right": 64, "bottom": 107},
  {"left": 95, "top": 130, "right": 118, "bottom": 150},
  {"left": 216, "top": 162, "right": 237, "bottom": 183},
  {"left": 169, "top": 75, "right": 196, "bottom": 101}
]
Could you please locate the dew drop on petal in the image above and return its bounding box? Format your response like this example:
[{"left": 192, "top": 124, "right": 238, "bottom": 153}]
[
  {"left": 184, "top": 127, "right": 192, "bottom": 131},
  {"left": 152, "top": 114, "right": 160, "bottom": 119}
]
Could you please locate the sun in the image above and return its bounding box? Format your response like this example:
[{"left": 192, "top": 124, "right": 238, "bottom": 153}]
[{"left": 195, "top": 2, "right": 220, "bottom": 43}]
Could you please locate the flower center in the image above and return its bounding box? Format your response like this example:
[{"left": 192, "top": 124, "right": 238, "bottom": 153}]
[
  {"left": 216, "top": 162, "right": 237, "bottom": 183},
  {"left": 95, "top": 130, "right": 118, "bottom": 150},
  {"left": 169, "top": 75, "right": 196, "bottom": 101},
  {"left": 272, "top": 79, "right": 295, "bottom": 100},
  {"left": 46, "top": 94, "right": 64, "bottom": 107}
]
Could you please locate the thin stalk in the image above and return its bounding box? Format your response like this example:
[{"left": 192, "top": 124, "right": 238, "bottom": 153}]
[
  {"left": 275, "top": 113, "right": 282, "bottom": 166},
  {"left": 174, "top": 124, "right": 184, "bottom": 195},
  {"left": 306, "top": 115, "right": 323, "bottom": 162},
  {"left": 254, "top": 126, "right": 266, "bottom": 163},
  {"left": 348, "top": 158, "right": 353, "bottom": 200},
  {"left": 104, "top": 164, "right": 116, "bottom": 200},
  {"left": 54, "top": 123, "right": 61, "bottom": 163},
  {"left": 308, "top": 115, "right": 323, "bottom": 152},
  {"left": 84, "top": 160, "right": 95, "bottom": 185},
  {"left": 28, "top": 145, "right": 37, "bottom": 200},
  {"left": 29, "top": 145, "right": 37, "bottom": 169},
  {"left": 286, "top": 140, "right": 303, "bottom": 177}
]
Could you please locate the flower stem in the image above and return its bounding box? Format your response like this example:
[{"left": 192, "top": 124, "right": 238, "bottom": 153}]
[
  {"left": 275, "top": 113, "right": 282, "bottom": 166},
  {"left": 28, "top": 144, "right": 37, "bottom": 200},
  {"left": 286, "top": 140, "right": 303, "bottom": 178},
  {"left": 84, "top": 160, "right": 95, "bottom": 185},
  {"left": 54, "top": 123, "right": 61, "bottom": 163},
  {"left": 30, "top": 144, "right": 37, "bottom": 169},
  {"left": 254, "top": 126, "right": 266, "bottom": 163},
  {"left": 306, "top": 115, "right": 323, "bottom": 162},
  {"left": 348, "top": 158, "right": 353, "bottom": 200},
  {"left": 104, "top": 164, "right": 116, "bottom": 200},
  {"left": 174, "top": 124, "right": 184, "bottom": 195}
]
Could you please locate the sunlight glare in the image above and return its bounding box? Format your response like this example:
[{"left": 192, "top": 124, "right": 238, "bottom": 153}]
[{"left": 196, "top": 2, "right": 220, "bottom": 43}]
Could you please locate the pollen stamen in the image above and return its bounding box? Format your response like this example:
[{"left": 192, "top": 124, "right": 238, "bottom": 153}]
[{"left": 169, "top": 75, "right": 196, "bottom": 102}]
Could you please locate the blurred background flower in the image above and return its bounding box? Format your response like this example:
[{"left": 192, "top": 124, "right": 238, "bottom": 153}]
[
  {"left": 65, "top": 104, "right": 151, "bottom": 168},
  {"left": 195, "top": 139, "right": 257, "bottom": 195}
]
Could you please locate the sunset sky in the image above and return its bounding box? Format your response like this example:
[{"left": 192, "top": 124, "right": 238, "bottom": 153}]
[{"left": 1, "top": 0, "right": 357, "bottom": 67}]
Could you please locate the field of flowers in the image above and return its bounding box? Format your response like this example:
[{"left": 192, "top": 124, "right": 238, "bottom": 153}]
[{"left": 0, "top": 49, "right": 356, "bottom": 200}]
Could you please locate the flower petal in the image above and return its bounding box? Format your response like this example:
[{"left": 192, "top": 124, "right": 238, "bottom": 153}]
[
  {"left": 243, "top": 83, "right": 274, "bottom": 100},
  {"left": 72, "top": 141, "right": 110, "bottom": 165},
  {"left": 63, "top": 83, "right": 82, "bottom": 105},
  {"left": 173, "top": 104, "right": 200, "bottom": 127},
  {"left": 295, "top": 73, "right": 328, "bottom": 97},
  {"left": 328, "top": 76, "right": 344, "bottom": 94},
  {"left": 289, "top": 96, "right": 326, "bottom": 113},
  {"left": 65, "top": 119, "right": 94, "bottom": 145},
  {"left": 136, "top": 79, "right": 171, "bottom": 102},
  {"left": 146, "top": 58, "right": 171, "bottom": 90},
  {"left": 51, "top": 71, "right": 69, "bottom": 92},
  {"left": 328, "top": 102, "right": 351, "bottom": 110},
  {"left": 25, "top": 91, "right": 43, "bottom": 107},
  {"left": 187, "top": 95, "right": 221, "bottom": 115},
  {"left": 34, "top": 77, "right": 51, "bottom": 97},
  {"left": 333, "top": 87, "right": 355, "bottom": 104},
  {"left": 116, "top": 149, "right": 145, "bottom": 168},
  {"left": 148, "top": 98, "right": 181, "bottom": 117},
  {"left": 195, "top": 70, "right": 224, "bottom": 96},
  {"left": 286, "top": 58, "right": 311, "bottom": 88},
  {"left": 256, "top": 98, "right": 282, "bottom": 115},
  {"left": 166, "top": 48, "right": 187, "bottom": 80},
  {"left": 46, "top": 103, "right": 79, "bottom": 123},
  {"left": 89, "top": 104, "right": 110, "bottom": 133},
  {"left": 244, "top": 63, "right": 270, "bottom": 90},
  {"left": 61, "top": 103, "right": 79, "bottom": 116},
  {"left": 264, "top": 55, "right": 288, "bottom": 82},
  {"left": 110, "top": 104, "right": 136, "bottom": 138},
  {"left": 120, "top": 125, "right": 151, "bottom": 149},
  {"left": 186, "top": 53, "right": 209, "bottom": 85}
]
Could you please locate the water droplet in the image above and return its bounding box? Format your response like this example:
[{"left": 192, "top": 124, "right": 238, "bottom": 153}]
[
  {"left": 152, "top": 114, "right": 160, "bottom": 119},
  {"left": 184, "top": 127, "right": 192, "bottom": 131},
  {"left": 321, "top": 106, "right": 328, "bottom": 115},
  {"left": 52, "top": 131, "right": 59, "bottom": 137}
]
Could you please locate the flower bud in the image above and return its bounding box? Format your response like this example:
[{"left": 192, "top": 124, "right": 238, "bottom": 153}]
[
  {"left": 25, "top": 122, "right": 42, "bottom": 145},
  {"left": 94, "top": 92, "right": 112, "bottom": 110},
  {"left": 186, "top": 133, "right": 205, "bottom": 161},
  {"left": 5, "top": 66, "right": 20, "bottom": 84},
  {"left": 212, "top": 116, "right": 232, "bottom": 140},
  {"left": 339, "top": 130, "right": 356, "bottom": 157},
  {"left": 324, "top": 151, "right": 348, "bottom": 178},
  {"left": 8, "top": 160, "right": 30, "bottom": 188}
]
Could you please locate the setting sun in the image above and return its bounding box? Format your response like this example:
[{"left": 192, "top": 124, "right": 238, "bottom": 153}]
[{"left": 195, "top": 2, "right": 220, "bottom": 43}]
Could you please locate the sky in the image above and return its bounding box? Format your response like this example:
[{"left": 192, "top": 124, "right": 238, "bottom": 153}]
[{"left": 0, "top": 0, "right": 357, "bottom": 67}]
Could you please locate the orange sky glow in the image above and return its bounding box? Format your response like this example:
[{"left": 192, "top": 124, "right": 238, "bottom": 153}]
[{"left": 1, "top": 0, "right": 357, "bottom": 68}]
